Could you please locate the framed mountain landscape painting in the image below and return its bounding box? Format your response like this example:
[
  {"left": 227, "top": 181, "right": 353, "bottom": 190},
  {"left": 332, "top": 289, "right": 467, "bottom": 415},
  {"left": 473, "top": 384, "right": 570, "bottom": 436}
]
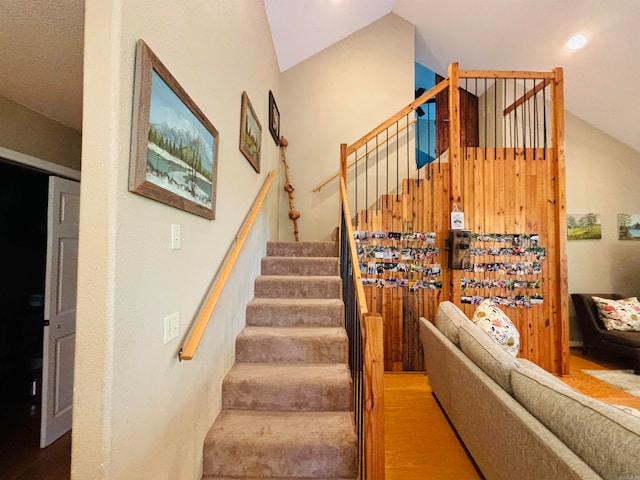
[{"left": 129, "top": 39, "right": 218, "bottom": 220}]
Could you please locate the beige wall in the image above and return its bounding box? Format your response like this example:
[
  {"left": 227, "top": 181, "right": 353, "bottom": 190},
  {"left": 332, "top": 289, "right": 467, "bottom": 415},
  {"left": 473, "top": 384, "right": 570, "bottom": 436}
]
[
  {"left": 72, "top": 1, "right": 280, "bottom": 478},
  {"left": 279, "top": 13, "right": 415, "bottom": 241},
  {"left": 0, "top": 95, "right": 81, "bottom": 170},
  {"left": 565, "top": 112, "right": 640, "bottom": 342}
]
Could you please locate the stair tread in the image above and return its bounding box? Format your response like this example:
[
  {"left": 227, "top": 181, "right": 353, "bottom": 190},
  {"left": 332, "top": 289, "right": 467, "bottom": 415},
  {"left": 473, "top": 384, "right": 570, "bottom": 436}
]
[
  {"left": 267, "top": 241, "right": 338, "bottom": 258},
  {"left": 247, "top": 297, "right": 343, "bottom": 306},
  {"left": 205, "top": 409, "right": 356, "bottom": 450},
  {"left": 227, "top": 362, "right": 350, "bottom": 384},
  {"left": 257, "top": 274, "right": 340, "bottom": 280},
  {"left": 239, "top": 326, "right": 347, "bottom": 338},
  {"left": 204, "top": 410, "right": 357, "bottom": 477}
]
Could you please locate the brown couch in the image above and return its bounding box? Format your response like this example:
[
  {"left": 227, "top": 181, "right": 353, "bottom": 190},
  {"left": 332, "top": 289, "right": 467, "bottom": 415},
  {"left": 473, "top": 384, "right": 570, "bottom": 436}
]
[{"left": 571, "top": 293, "right": 640, "bottom": 374}]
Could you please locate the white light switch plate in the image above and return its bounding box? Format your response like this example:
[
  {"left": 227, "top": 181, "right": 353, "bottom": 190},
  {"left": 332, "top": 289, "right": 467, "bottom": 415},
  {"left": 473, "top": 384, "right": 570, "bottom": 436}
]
[
  {"left": 171, "top": 224, "right": 181, "bottom": 249},
  {"left": 164, "top": 312, "right": 179, "bottom": 344}
]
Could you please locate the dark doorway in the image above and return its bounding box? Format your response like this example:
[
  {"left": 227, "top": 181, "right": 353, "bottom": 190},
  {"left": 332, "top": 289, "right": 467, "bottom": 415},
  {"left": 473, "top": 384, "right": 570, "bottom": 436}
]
[{"left": 0, "top": 160, "right": 53, "bottom": 477}]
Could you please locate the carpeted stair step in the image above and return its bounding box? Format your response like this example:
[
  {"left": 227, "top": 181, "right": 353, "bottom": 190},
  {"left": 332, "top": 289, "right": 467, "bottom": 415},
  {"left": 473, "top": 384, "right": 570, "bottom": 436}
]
[
  {"left": 255, "top": 275, "right": 341, "bottom": 299},
  {"left": 267, "top": 241, "right": 338, "bottom": 258},
  {"left": 236, "top": 327, "right": 347, "bottom": 363},
  {"left": 203, "top": 410, "right": 357, "bottom": 479},
  {"left": 222, "top": 363, "right": 351, "bottom": 411},
  {"left": 261, "top": 256, "right": 339, "bottom": 276},
  {"left": 246, "top": 298, "right": 344, "bottom": 328}
]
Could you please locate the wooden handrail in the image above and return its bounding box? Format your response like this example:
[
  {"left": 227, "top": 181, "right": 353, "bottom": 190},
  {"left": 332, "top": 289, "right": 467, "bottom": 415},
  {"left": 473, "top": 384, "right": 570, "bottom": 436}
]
[
  {"left": 313, "top": 118, "right": 416, "bottom": 193},
  {"left": 347, "top": 80, "right": 449, "bottom": 156},
  {"left": 312, "top": 81, "right": 448, "bottom": 194},
  {"left": 459, "top": 69, "right": 555, "bottom": 79},
  {"left": 363, "top": 312, "right": 385, "bottom": 479},
  {"left": 179, "top": 170, "right": 277, "bottom": 361},
  {"left": 340, "top": 177, "right": 368, "bottom": 317},
  {"left": 503, "top": 78, "right": 551, "bottom": 116}
]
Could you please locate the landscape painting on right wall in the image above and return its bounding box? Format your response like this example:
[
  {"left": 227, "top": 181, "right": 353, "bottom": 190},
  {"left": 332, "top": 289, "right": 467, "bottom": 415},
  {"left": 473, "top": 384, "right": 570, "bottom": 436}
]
[
  {"left": 618, "top": 213, "right": 640, "bottom": 240},
  {"left": 567, "top": 213, "right": 602, "bottom": 240}
]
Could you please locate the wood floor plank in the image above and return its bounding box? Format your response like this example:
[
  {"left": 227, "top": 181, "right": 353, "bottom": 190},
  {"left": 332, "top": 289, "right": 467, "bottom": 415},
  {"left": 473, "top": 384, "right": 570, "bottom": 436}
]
[{"left": 384, "top": 373, "right": 481, "bottom": 480}]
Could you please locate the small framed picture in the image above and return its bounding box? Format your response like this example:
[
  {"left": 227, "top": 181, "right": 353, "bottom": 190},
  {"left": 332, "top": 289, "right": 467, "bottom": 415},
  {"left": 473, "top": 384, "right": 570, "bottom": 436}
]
[
  {"left": 268, "top": 90, "right": 280, "bottom": 146},
  {"left": 239, "top": 91, "right": 262, "bottom": 173}
]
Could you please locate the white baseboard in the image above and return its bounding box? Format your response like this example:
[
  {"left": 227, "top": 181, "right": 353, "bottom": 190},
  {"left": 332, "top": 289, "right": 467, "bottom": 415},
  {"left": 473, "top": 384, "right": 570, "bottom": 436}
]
[{"left": 569, "top": 340, "right": 584, "bottom": 348}]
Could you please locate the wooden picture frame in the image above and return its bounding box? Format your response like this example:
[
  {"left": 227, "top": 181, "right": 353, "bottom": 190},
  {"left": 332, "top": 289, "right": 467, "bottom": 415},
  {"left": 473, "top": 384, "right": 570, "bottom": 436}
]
[
  {"left": 239, "top": 91, "right": 262, "bottom": 173},
  {"left": 268, "top": 90, "right": 280, "bottom": 145},
  {"left": 129, "top": 39, "right": 218, "bottom": 220}
]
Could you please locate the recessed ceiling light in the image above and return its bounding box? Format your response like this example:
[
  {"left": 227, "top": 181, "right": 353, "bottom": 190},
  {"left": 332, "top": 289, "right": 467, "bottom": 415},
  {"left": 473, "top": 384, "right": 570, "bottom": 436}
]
[{"left": 567, "top": 33, "right": 588, "bottom": 50}]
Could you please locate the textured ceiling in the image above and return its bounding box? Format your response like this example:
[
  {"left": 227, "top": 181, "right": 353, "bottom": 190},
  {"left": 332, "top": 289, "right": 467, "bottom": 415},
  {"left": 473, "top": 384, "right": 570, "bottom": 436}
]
[
  {"left": 0, "top": 0, "right": 84, "bottom": 131},
  {"left": 1, "top": 0, "right": 639, "bottom": 155}
]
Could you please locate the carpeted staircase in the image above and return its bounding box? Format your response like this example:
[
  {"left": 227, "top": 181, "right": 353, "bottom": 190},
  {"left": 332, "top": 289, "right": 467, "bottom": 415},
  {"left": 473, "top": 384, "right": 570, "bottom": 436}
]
[{"left": 202, "top": 241, "right": 358, "bottom": 480}]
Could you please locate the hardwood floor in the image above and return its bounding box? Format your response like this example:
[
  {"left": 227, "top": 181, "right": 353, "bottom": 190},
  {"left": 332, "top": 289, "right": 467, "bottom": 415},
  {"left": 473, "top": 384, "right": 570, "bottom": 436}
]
[
  {"left": 384, "top": 373, "right": 482, "bottom": 480},
  {"left": 0, "top": 399, "right": 70, "bottom": 480},
  {"left": 384, "top": 348, "right": 640, "bottom": 479}
]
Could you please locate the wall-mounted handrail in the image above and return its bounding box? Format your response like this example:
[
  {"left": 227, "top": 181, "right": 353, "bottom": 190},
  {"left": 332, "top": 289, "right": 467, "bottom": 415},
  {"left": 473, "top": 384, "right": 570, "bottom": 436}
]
[{"left": 179, "top": 170, "right": 277, "bottom": 361}]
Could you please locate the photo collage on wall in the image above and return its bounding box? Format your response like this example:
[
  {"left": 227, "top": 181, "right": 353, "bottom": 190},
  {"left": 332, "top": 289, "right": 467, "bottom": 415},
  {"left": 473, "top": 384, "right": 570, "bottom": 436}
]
[
  {"left": 354, "top": 231, "right": 442, "bottom": 290},
  {"left": 461, "top": 233, "right": 545, "bottom": 308}
]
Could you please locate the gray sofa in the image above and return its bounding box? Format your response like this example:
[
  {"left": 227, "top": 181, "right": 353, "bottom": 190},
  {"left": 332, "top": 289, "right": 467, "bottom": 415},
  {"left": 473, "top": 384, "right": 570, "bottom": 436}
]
[{"left": 419, "top": 301, "right": 640, "bottom": 480}]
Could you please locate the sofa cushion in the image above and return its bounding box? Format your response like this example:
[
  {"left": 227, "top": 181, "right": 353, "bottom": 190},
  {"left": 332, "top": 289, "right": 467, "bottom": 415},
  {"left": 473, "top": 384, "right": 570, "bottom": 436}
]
[
  {"left": 458, "top": 319, "right": 521, "bottom": 394},
  {"left": 592, "top": 296, "right": 640, "bottom": 332},
  {"left": 472, "top": 299, "right": 520, "bottom": 356},
  {"left": 435, "top": 301, "right": 470, "bottom": 347},
  {"left": 517, "top": 358, "right": 570, "bottom": 389},
  {"left": 512, "top": 367, "right": 640, "bottom": 480}
]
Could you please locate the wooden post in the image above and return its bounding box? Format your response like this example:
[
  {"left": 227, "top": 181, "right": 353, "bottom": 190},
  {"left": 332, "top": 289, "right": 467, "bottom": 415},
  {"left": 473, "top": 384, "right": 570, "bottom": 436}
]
[
  {"left": 448, "top": 62, "right": 461, "bottom": 207},
  {"left": 340, "top": 143, "right": 348, "bottom": 185},
  {"left": 448, "top": 63, "right": 462, "bottom": 304},
  {"left": 551, "top": 67, "right": 570, "bottom": 375},
  {"left": 338, "top": 143, "right": 348, "bottom": 250},
  {"left": 364, "top": 313, "right": 385, "bottom": 480}
]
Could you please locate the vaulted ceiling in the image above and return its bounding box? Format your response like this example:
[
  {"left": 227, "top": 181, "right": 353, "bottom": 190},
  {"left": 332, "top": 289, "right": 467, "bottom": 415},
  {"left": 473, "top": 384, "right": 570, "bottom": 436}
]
[{"left": 1, "top": 1, "right": 638, "bottom": 153}]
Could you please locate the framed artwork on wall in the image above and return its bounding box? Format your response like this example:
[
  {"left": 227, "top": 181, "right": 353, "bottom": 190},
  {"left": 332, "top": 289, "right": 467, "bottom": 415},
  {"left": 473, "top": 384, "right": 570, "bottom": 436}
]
[
  {"left": 239, "top": 91, "right": 262, "bottom": 173},
  {"left": 618, "top": 213, "right": 640, "bottom": 240},
  {"left": 129, "top": 39, "right": 218, "bottom": 220},
  {"left": 567, "top": 213, "right": 601, "bottom": 240},
  {"left": 268, "top": 90, "right": 280, "bottom": 146}
]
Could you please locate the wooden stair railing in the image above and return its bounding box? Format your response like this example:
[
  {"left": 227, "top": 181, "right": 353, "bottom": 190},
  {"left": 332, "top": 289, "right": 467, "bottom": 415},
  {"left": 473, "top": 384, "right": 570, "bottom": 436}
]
[
  {"left": 339, "top": 172, "right": 385, "bottom": 480},
  {"left": 337, "top": 62, "right": 569, "bottom": 376},
  {"left": 179, "top": 170, "right": 276, "bottom": 361},
  {"left": 313, "top": 80, "right": 449, "bottom": 193}
]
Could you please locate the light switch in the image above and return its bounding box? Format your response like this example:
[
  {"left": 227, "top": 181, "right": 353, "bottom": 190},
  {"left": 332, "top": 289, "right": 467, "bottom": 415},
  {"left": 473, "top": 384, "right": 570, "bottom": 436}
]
[
  {"left": 171, "top": 224, "right": 181, "bottom": 249},
  {"left": 164, "top": 312, "right": 179, "bottom": 344}
]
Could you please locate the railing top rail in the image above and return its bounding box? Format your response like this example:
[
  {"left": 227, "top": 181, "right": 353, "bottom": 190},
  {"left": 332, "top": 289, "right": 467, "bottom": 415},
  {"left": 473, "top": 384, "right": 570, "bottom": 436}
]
[
  {"left": 346, "top": 79, "right": 449, "bottom": 156},
  {"left": 340, "top": 177, "right": 369, "bottom": 317},
  {"left": 459, "top": 69, "right": 556, "bottom": 79},
  {"left": 179, "top": 170, "right": 277, "bottom": 361}
]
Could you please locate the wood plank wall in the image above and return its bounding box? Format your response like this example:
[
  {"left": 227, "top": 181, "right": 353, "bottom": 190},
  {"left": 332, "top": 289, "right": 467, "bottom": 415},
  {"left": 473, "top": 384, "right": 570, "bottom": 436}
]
[{"left": 356, "top": 147, "right": 564, "bottom": 374}]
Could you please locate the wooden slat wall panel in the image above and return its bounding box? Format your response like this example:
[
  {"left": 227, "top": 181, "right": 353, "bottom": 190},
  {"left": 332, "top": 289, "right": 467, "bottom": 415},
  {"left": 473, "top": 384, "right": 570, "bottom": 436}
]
[{"left": 355, "top": 146, "right": 563, "bottom": 373}]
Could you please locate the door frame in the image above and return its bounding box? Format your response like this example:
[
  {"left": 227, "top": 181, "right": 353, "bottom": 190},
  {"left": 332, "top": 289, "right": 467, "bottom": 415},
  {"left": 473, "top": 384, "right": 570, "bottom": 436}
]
[
  {"left": 0, "top": 146, "right": 80, "bottom": 446},
  {"left": 0, "top": 146, "right": 80, "bottom": 181}
]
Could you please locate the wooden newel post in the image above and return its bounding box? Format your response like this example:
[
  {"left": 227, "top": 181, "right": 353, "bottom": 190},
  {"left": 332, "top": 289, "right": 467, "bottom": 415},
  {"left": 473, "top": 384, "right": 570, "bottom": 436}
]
[
  {"left": 551, "top": 66, "right": 570, "bottom": 375},
  {"left": 340, "top": 143, "right": 348, "bottom": 185}
]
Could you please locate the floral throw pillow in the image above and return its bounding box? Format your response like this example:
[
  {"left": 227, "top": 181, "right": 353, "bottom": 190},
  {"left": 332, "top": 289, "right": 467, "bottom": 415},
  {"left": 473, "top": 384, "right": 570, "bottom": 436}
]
[
  {"left": 472, "top": 299, "right": 520, "bottom": 357},
  {"left": 592, "top": 296, "right": 640, "bottom": 332}
]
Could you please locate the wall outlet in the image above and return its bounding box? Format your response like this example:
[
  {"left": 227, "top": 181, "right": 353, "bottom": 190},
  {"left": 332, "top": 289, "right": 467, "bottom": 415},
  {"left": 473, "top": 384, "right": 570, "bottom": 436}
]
[
  {"left": 171, "top": 224, "right": 181, "bottom": 249},
  {"left": 164, "top": 312, "right": 179, "bottom": 344}
]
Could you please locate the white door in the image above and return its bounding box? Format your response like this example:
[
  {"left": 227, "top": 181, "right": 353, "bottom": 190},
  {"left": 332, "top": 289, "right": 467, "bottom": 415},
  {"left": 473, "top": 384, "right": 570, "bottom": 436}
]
[{"left": 41, "top": 176, "right": 80, "bottom": 447}]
